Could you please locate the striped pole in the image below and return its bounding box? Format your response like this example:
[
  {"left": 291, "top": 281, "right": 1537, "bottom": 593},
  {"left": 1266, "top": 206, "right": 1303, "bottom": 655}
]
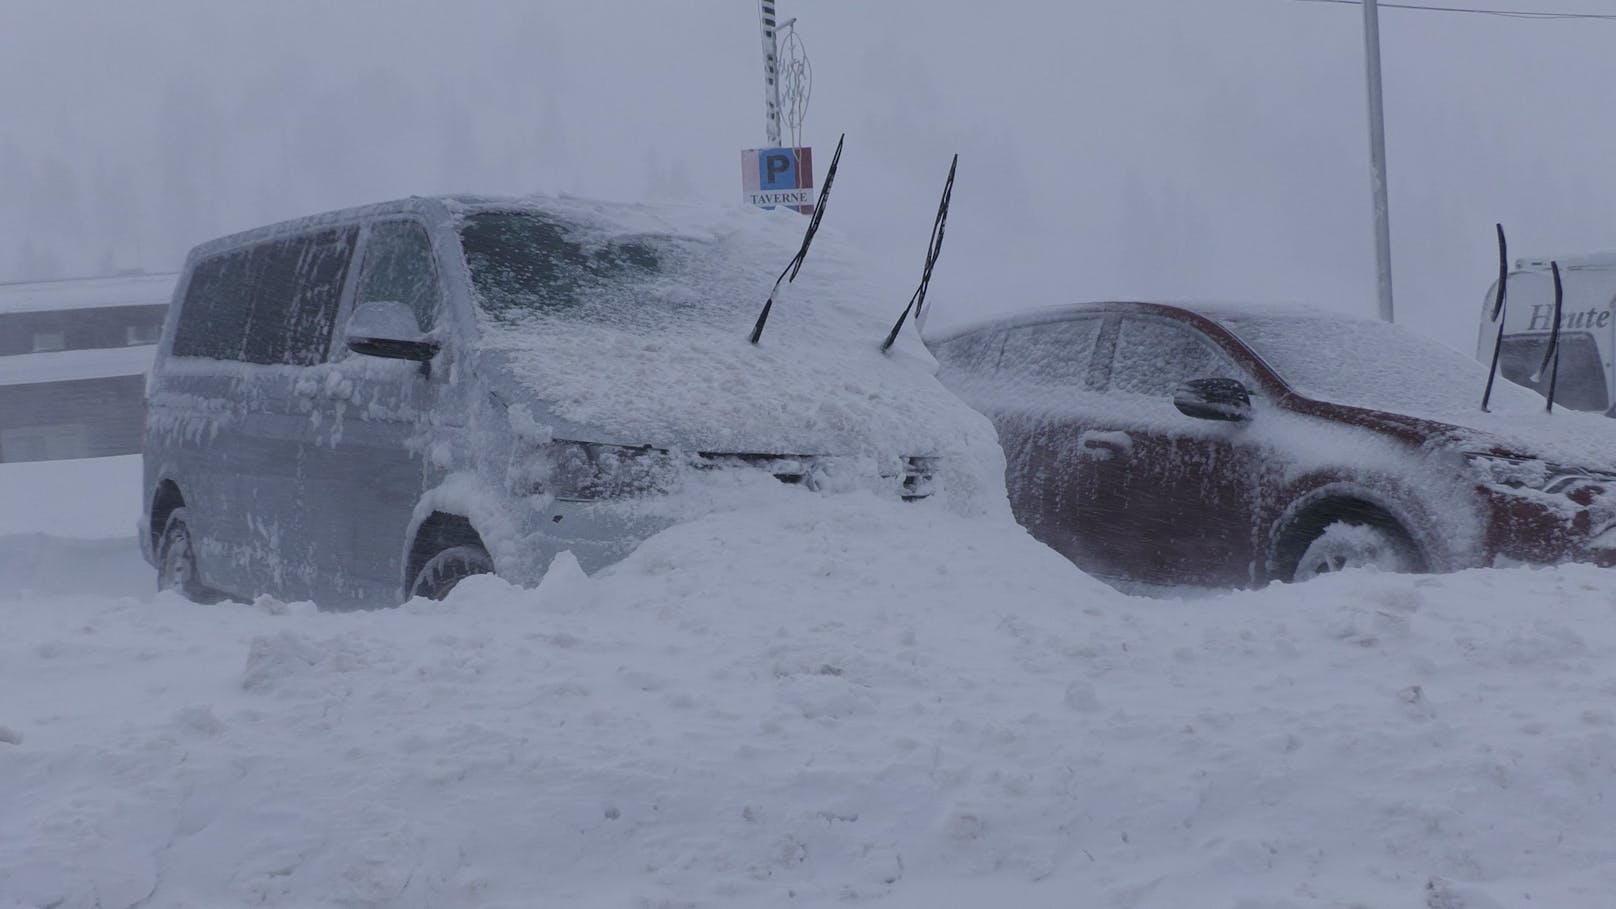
[{"left": 759, "top": 0, "right": 783, "bottom": 148}]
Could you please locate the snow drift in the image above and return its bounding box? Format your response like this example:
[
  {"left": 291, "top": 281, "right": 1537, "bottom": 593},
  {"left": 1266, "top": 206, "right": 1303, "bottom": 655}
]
[{"left": 4, "top": 456, "right": 1616, "bottom": 908}]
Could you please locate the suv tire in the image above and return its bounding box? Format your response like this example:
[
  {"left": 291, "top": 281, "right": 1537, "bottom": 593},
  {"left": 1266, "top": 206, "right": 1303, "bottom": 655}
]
[{"left": 1290, "top": 520, "right": 1418, "bottom": 582}]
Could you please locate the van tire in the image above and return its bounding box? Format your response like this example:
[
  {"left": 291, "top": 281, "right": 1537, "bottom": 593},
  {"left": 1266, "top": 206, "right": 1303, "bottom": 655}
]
[
  {"left": 410, "top": 544, "right": 494, "bottom": 601},
  {"left": 1289, "top": 520, "right": 1418, "bottom": 582},
  {"left": 157, "top": 509, "right": 221, "bottom": 604}
]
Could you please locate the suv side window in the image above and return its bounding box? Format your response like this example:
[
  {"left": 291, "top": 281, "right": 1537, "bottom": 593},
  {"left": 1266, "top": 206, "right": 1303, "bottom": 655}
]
[
  {"left": 353, "top": 221, "right": 440, "bottom": 333},
  {"left": 996, "top": 317, "right": 1106, "bottom": 389},
  {"left": 1108, "top": 316, "right": 1242, "bottom": 396},
  {"left": 242, "top": 227, "right": 359, "bottom": 365},
  {"left": 933, "top": 329, "right": 1005, "bottom": 378}
]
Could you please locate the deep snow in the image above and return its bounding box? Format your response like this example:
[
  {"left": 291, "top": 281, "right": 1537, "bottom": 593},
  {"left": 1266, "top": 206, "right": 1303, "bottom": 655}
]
[{"left": 4, "top": 456, "right": 1616, "bottom": 908}]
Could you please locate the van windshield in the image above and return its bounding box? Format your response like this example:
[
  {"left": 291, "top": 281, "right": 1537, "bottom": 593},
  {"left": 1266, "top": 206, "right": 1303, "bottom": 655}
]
[{"left": 459, "top": 210, "right": 696, "bottom": 327}]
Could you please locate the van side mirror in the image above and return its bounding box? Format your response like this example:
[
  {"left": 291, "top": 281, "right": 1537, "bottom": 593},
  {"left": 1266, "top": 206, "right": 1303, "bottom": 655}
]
[
  {"left": 1173, "top": 377, "right": 1253, "bottom": 423},
  {"left": 345, "top": 300, "right": 438, "bottom": 362}
]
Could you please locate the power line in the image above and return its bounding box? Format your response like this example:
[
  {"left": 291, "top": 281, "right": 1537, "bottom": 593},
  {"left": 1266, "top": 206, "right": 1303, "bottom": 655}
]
[{"left": 1294, "top": 0, "right": 1616, "bottom": 20}]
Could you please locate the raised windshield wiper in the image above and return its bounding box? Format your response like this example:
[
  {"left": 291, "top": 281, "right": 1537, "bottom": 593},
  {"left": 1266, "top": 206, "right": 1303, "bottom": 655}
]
[
  {"left": 748, "top": 133, "right": 845, "bottom": 345},
  {"left": 1480, "top": 223, "right": 1508, "bottom": 412},
  {"left": 881, "top": 154, "right": 957, "bottom": 353},
  {"left": 1532, "top": 260, "right": 1565, "bottom": 413}
]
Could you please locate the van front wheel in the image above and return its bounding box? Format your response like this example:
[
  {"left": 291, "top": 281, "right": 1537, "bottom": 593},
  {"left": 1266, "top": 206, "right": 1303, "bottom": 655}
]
[
  {"left": 410, "top": 545, "right": 494, "bottom": 601},
  {"left": 157, "top": 509, "right": 220, "bottom": 603}
]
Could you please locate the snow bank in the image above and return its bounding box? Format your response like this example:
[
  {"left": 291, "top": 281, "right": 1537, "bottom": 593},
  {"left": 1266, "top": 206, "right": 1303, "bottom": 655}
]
[{"left": 5, "top": 474, "right": 1616, "bottom": 907}]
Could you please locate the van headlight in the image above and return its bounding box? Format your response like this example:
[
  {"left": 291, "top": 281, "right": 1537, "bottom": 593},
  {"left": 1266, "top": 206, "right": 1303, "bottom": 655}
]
[
  {"left": 1465, "top": 452, "right": 1616, "bottom": 496},
  {"left": 542, "top": 441, "right": 679, "bottom": 502}
]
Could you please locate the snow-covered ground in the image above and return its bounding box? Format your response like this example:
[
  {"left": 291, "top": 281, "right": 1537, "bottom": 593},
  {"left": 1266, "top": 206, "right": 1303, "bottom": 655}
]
[{"left": 4, "top": 456, "right": 1616, "bottom": 908}]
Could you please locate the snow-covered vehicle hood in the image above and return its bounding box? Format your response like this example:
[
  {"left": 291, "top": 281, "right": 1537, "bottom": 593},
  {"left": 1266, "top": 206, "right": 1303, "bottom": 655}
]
[
  {"left": 475, "top": 336, "right": 980, "bottom": 457},
  {"left": 456, "top": 197, "right": 994, "bottom": 460},
  {"left": 1217, "top": 308, "right": 1616, "bottom": 470}
]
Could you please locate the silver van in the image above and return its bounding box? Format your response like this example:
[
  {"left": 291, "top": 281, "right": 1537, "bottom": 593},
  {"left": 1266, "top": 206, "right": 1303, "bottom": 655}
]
[{"left": 141, "top": 195, "right": 1000, "bottom": 607}]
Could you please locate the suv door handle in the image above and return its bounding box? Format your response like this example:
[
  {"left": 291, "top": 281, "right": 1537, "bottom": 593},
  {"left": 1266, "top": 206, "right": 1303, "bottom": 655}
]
[{"left": 1077, "top": 430, "right": 1133, "bottom": 461}]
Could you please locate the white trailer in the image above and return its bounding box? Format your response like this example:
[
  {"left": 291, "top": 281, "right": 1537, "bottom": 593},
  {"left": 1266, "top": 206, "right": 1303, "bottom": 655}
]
[{"left": 1479, "top": 253, "right": 1616, "bottom": 415}]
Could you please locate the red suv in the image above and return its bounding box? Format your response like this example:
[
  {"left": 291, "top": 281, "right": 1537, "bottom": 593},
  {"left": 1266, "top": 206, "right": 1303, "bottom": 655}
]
[{"left": 930, "top": 302, "right": 1616, "bottom": 588}]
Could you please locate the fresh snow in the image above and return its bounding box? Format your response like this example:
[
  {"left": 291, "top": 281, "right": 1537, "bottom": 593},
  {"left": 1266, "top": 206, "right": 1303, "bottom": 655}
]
[{"left": 4, "top": 456, "right": 1616, "bottom": 908}]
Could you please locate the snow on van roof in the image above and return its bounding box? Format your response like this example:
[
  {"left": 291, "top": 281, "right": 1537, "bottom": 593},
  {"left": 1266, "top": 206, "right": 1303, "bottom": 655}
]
[{"left": 0, "top": 273, "right": 175, "bottom": 316}]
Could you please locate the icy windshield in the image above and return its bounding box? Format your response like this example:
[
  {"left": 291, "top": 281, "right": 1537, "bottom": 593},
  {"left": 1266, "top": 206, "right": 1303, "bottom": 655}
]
[
  {"left": 1220, "top": 313, "right": 1542, "bottom": 414},
  {"left": 459, "top": 211, "right": 708, "bottom": 328},
  {"left": 1496, "top": 333, "right": 1609, "bottom": 414}
]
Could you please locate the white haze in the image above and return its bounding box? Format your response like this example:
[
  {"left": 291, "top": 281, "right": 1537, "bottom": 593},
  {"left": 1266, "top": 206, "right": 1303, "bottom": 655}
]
[{"left": 3, "top": 0, "right": 1616, "bottom": 351}]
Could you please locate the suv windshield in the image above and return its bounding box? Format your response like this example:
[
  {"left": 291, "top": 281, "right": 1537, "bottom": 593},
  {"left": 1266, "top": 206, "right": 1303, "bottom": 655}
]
[
  {"left": 1220, "top": 314, "right": 1543, "bottom": 414},
  {"left": 459, "top": 210, "right": 697, "bottom": 327}
]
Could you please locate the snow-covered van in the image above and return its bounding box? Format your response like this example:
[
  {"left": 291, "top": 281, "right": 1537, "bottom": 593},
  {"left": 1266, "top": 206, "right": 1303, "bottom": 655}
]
[
  {"left": 1479, "top": 253, "right": 1616, "bottom": 415},
  {"left": 142, "top": 195, "right": 1003, "bottom": 607}
]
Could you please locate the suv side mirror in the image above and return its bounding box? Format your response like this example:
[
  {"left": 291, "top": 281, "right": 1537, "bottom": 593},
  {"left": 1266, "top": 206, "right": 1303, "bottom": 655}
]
[
  {"left": 345, "top": 300, "right": 438, "bottom": 362},
  {"left": 1173, "top": 377, "right": 1253, "bottom": 423}
]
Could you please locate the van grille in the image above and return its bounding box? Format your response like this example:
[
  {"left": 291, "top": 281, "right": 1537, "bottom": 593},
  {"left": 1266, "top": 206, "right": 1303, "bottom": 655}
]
[{"left": 691, "top": 452, "right": 936, "bottom": 500}]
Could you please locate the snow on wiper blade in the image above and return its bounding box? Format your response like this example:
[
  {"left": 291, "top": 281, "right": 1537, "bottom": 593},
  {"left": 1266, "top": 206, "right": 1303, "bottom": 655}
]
[
  {"left": 1481, "top": 222, "right": 1508, "bottom": 413},
  {"left": 748, "top": 133, "right": 845, "bottom": 345},
  {"left": 1529, "top": 260, "right": 1565, "bottom": 414},
  {"left": 882, "top": 154, "right": 957, "bottom": 353}
]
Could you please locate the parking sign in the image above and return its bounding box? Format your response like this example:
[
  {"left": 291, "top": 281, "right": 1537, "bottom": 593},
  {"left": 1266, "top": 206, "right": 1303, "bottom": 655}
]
[{"left": 741, "top": 147, "right": 815, "bottom": 213}]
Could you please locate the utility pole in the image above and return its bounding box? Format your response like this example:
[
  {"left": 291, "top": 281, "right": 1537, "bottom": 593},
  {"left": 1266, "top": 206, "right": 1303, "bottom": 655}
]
[{"left": 1362, "top": 0, "right": 1395, "bottom": 322}]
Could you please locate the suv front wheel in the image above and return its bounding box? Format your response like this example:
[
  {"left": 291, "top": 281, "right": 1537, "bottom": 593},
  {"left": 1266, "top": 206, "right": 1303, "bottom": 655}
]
[{"left": 1290, "top": 520, "right": 1418, "bottom": 582}]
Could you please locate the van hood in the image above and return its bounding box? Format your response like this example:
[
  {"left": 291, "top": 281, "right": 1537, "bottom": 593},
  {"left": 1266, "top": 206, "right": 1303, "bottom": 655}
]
[
  {"left": 450, "top": 196, "right": 997, "bottom": 460},
  {"left": 474, "top": 331, "right": 982, "bottom": 457}
]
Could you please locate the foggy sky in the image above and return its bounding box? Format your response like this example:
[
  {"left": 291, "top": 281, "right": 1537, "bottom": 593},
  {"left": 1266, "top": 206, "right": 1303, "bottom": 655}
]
[{"left": 4, "top": 0, "right": 1615, "bottom": 351}]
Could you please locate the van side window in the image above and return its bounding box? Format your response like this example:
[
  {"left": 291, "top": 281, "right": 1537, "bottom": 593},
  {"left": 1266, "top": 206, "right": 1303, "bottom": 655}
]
[
  {"left": 354, "top": 221, "right": 440, "bottom": 333},
  {"left": 172, "top": 227, "right": 357, "bottom": 364},
  {"left": 1109, "top": 317, "right": 1241, "bottom": 396},
  {"left": 243, "top": 227, "right": 359, "bottom": 365},
  {"left": 172, "top": 248, "right": 254, "bottom": 360},
  {"left": 996, "top": 317, "right": 1105, "bottom": 389}
]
